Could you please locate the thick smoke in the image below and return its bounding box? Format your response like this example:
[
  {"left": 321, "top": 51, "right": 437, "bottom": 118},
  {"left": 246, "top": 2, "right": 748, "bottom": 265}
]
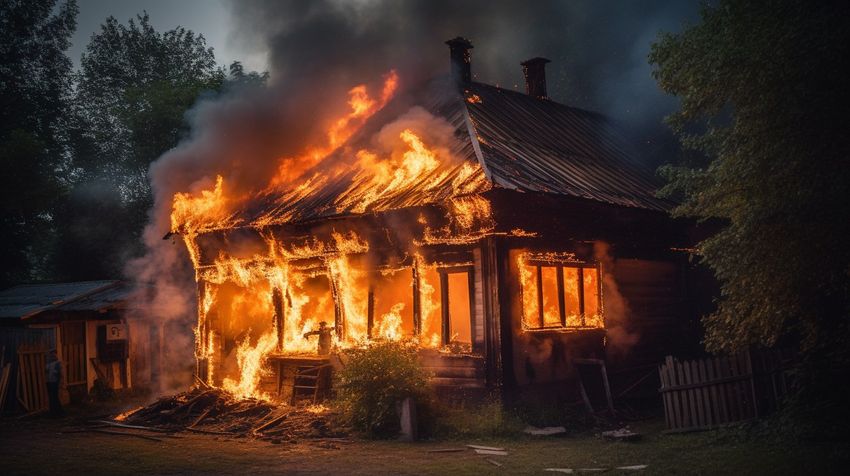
[
  {"left": 129, "top": 0, "right": 697, "bottom": 392},
  {"left": 228, "top": 0, "right": 699, "bottom": 147}
]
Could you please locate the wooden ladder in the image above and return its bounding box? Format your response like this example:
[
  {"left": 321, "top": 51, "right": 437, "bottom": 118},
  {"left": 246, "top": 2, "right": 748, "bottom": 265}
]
[{"left": 290, "top": 363, "right": 331, "bottom": 405}]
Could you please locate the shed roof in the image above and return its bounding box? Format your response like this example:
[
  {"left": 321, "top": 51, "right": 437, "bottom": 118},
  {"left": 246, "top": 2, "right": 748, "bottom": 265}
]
[{"left": 0, "top": 281, "right": 119, "bottom": 320}]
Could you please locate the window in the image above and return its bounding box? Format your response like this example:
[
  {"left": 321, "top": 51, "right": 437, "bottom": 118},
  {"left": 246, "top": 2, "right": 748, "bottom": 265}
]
[
  {"left": 413, "top": 265, "right": 475, "bottom": 350},
  {"left": 443, "top": 270, "right": 473, "bottom": 346},
  {"left": 520, "top": 254, "right": 602, "bottom": 330}
]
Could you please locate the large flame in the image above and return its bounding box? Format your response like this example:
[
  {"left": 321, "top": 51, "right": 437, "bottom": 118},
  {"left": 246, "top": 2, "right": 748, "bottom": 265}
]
[{"left": 168, "top": 71, "right": 510, "bottom": 400}]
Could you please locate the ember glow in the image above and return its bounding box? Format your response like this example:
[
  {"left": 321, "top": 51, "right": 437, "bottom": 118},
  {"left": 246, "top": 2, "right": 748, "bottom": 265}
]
[{"left": 518, "top": 252, "right": 604, "bottom": 331}]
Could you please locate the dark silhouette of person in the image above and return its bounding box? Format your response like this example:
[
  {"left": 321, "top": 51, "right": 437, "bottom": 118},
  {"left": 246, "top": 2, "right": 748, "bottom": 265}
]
[
  {"left": 303, "top": 321, "right": 335, "bottom": 355},
  {"left": 45, "top": 350, "right": 64, "bottom": 417}
]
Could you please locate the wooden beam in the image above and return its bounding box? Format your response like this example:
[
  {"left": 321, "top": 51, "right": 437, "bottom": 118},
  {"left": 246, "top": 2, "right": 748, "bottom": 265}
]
[
  {"left": 412, "top": 266, "right": 422, "bottom": 335},
  {"left": 439, "top": 271, "right": 450, "bottom": 346},
  {"left": 578, "top": 267, "right": 586, "bottom": 326},
  {"left": 536, "top": 265, "right": 544, "bottom": 328},
  {"left": 367, "top": 284, "right": 375, "bottom": 339},
  {"left": 330, "top": 278, "right": 344, "bottom": 340},
  {"left": 556, "top": 265, "right": 566, "bottom": 327},
  {"left": 272, "top": 287, "right": 284, "bottom": 352},
  {"left": 467, "top": 268, "right": 476, "bottom": 346}
]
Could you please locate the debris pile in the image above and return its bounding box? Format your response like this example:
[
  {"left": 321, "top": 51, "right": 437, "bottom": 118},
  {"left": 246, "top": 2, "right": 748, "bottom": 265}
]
[{"left": 110, "top": 387, "right": 345, "bottom": 441}]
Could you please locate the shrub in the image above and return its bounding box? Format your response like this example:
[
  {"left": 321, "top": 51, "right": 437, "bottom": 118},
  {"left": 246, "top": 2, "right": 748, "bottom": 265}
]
[{"left": 334, "top": 341, "right": 431, "bottom": 438}]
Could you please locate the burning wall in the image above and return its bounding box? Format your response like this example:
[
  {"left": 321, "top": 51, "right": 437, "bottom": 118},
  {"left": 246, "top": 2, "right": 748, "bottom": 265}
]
[{"left": 166, "top": 73, "right": 502, "bottom": 399}]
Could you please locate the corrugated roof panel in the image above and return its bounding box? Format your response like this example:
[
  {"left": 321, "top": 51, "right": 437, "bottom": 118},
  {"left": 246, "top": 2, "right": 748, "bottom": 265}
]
[{"left": 0, "top": 281, "right": 118, "bottom": 319}]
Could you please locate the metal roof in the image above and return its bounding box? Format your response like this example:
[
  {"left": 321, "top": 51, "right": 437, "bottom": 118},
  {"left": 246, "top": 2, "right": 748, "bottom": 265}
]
[
  {"left": 0, "top": 281, "right": 119, "bottom": 319},
  {"left": 204, "top": 76, "right": 671, "bottom": 231},
  {"left": 49, "top": 282, "right": 139, "bottom": 312},
  {"left": 465, "top": 82, "right": 673, "bottom": 212}
]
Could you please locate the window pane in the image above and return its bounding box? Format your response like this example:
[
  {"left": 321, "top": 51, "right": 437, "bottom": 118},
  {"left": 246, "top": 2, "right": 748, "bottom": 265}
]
[
  {"left": 562, "top": 267, "right": 581, "bottom": 326},
  {"left": 418, "top": 266, "right": 442, "bottom": 347},
  {"left": 447, "top": 272, "right": 471, "bottom": 344},
  {"left": 520, "top": 260, "right": 539, "bottom": 328},
  {"left": 540, "top": 266, "right": 560, "bottom": 326},
  {"left": 582, "top": 267, "right": 602, "bottom": 327},
  {"left": 373, "top": 268, "right": 414, "bottom": 340}
]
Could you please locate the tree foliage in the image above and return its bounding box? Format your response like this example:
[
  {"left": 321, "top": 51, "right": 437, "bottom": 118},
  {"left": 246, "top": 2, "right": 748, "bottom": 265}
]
[
  {"left": 650, "top": 1, "right": 850, "bottom": 357},
  {"left": 0, "top": 0, "right": 77, "bottom": 287},
  {"left": 56, "top": 13, "right": 233, "bottom": 281},
  {"left": 1, "top": 6, "right": 268, "bottom": 285}
]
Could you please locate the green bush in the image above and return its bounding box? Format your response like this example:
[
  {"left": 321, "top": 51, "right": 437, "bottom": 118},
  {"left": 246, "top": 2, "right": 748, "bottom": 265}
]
[{"left": 334, "top": 341, "right": 431, "bottom": 438}]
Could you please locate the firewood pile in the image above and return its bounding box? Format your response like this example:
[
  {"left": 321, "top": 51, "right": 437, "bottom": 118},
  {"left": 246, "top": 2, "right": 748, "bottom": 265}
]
[{"left": 109, "top": 387, "right": 346, "bottom": 441}]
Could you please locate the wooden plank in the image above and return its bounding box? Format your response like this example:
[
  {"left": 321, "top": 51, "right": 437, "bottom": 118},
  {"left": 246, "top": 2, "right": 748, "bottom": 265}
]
[
  {"left": 709, "top": 359, "right": 729, "bottom": 423},
  {"left": 732, "top": 354, "right": 753, "bottom": 420},
  {"left": 698, "top": 359, "right": 714, "bottom": 427},
  {"left": 0, "top": 363, "right": 10, "bottom": 411},
  {"left": 599, "top": 361, "right": 615, "bottom": 416},
  {"left": 578, "top": 267, "right": 586, "bottom": 326},
  {"left": 690, "top": 360, "right": 705, "bottom": 428},
  {"left": 678, "top": 360, "right": 691, "bottom": 428},
  {"left": 725, "top": 356, "right": 740, "bottom": 421},
  {"left": 659, "top": 364, "right": 670, "bottom": 429},
  {"left": 666, "top": 356, "right": 682, "bottom": 430},
  {"left": 439, "top": 271, "right": 450, "bottom": 346},
  {"left": 556, "top": 266, "right": 566, "bottom": 327},
  {"left": 412, "top": 266, "right": 422, "bottom": 335},
  {"left": 536, "top": 266, "right": 544, "bottom": 328}
]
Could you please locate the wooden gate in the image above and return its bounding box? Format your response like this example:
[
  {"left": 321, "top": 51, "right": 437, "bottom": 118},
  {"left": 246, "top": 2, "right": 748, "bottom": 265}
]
[
  {"left": 17, "top": 345, "right": 49, "bottom": 413},
  {"left": 61, "top": 343, "right": 86, "bottom": 386},
  {"left": 659, "top": 353, "right": 758, "bottom": 432},
  {"left": 61, "top": 321, "right": 87, "bottom": 387}
]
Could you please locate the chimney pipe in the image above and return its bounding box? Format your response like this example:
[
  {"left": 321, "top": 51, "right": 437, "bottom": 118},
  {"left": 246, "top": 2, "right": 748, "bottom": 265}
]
[
  {"left": 445, "top": 37, "right": 474, "bottom": 85},
  {"left": 521, "top": 57, "right": 551, "bottom": 99}
]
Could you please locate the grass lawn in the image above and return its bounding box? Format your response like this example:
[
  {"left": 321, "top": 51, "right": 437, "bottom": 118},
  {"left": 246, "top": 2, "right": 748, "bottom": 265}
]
[{"left": 2, "top": 410, "right": 847, "bottom": 475}]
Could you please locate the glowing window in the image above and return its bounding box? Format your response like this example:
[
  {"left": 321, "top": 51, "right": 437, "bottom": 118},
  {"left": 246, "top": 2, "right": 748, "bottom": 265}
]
[
  {"left": 446, "top": 271, "right": 472, "bottom": 345},
  {"left": 520, "top": 257, "right": 602, "bottom": 330}
]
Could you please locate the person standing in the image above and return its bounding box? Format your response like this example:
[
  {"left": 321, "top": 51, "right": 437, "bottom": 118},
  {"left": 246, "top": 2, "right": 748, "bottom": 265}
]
[
  {"left": 45, "top": 350, "right": 63, "bottom": 417},
  {"left": 303, "top": 321, "right": 335, "bottom": 355}
]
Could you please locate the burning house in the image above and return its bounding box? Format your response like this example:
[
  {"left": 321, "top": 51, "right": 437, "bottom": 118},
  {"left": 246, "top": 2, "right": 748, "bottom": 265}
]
[{"left": 167, "top": 38, "right": 699, "bottom": 403}]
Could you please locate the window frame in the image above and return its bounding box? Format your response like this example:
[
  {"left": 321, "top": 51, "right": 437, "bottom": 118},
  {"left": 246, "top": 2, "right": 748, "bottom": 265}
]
[
  {"left": 363, "top": 264, "right": 477, "bottom": 350},
  {"left": 437, "top": 266, "right": 476, "bottom": 347},
  {"left": 522, "top": 260, "right": 602, "bottom": 331}
]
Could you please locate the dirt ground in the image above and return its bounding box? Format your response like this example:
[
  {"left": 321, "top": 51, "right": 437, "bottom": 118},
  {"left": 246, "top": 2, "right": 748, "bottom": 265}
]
[{"left": 2, "top": 412, "right": 847, "bottom": 476}]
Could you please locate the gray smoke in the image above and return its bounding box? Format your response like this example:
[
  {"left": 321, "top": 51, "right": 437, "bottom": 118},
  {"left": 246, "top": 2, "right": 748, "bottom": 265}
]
[{"left": 227, "top": 0, "right": 699, "bottom": 150}]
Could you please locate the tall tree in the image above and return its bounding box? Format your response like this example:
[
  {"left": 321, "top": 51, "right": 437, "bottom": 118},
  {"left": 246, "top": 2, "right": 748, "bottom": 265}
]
[
  {"left": 0, "top": 0, "right": 77, "bottom": 287},
  {"left": 650, "top": 1, "right": 849, "bottom": 370},
  {"left": 58, "top": 13, "right": 226, "bottom": 280}
]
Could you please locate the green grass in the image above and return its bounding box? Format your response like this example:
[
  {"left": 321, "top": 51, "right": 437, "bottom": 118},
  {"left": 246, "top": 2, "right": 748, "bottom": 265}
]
[{"left": 2, "top": 412, "right": 847, "bottom": 475}]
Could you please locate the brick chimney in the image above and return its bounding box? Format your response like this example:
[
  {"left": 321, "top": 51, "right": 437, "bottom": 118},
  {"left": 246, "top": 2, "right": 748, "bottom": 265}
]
[
  {"left": 445, "top": 37, "right": 474, "bottom": 85},
  {"left": 521, "top": 57, "right": 551, "bottom": 99}
]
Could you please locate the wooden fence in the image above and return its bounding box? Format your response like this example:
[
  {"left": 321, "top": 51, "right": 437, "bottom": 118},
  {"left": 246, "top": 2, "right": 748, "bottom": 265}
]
[{"left": 659, "top": 351, "right": 791, "bottom": 432}]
